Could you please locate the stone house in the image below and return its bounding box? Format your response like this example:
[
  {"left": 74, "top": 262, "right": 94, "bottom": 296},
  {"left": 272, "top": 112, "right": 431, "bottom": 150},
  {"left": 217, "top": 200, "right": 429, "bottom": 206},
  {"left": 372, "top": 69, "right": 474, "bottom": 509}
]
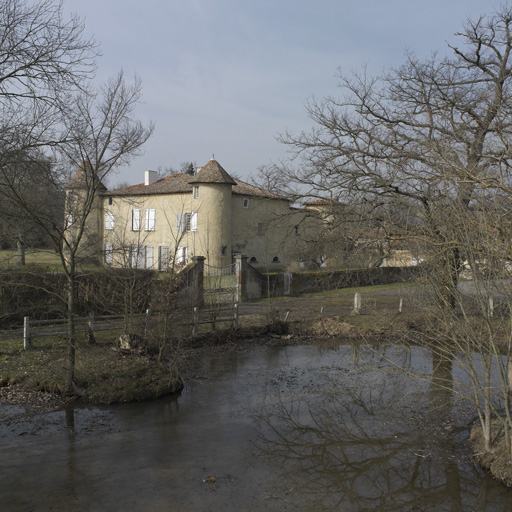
[{"left": 66, "top": 159, "right": 311, "bottom": 271}]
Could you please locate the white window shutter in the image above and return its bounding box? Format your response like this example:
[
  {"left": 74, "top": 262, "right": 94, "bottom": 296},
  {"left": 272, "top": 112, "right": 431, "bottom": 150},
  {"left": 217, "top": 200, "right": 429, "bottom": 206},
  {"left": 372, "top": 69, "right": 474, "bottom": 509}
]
[
  {"left": 146, "top": 209, "right": 155, "bottom": 231},
  {"left": 191, "top": 211, "right": 198, "bottom": 231},
  {"left": 132, "top": 209, "right": 140, "bottom": 231},
  {"left": 158, "top": 246, "right": 169, "bottom": 271},
  {"left": 176, "top": 212, "right": 184, "bottom": 231},
  {"left": 105, "top": 212, "right": 114, "bottom": 230},
  {"left": 145, "top": 246, "right": 154, "bottom": 268},
  {"left": 104, "top": 243, "right": 113, "bottom": 264}
]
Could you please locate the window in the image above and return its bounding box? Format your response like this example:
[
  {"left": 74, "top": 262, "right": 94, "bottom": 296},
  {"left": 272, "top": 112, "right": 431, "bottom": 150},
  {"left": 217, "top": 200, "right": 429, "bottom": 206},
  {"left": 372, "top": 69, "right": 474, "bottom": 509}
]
[
  {"left": 145, "top": 209, "right": 155, "bottom": 231},
  {"left": 243, "top": 198, "right": 249, "bottom": 208},
  {"left": 221, "top": 245, "right": 227, "bottom": 256},
  {"left": 132, "top": 209, "right": 140, "bottom": 231},
  {"left": 272, "top": 256, "right": 280, "bottom": 263},
  {"left": 104, "top": 243, "right": 113, "bottom": 265},
  {"left": 108, "top": 196, "right": 113, "bottom": 205},
  {"left": 145, "top": 246, "right": 154, "bottom": 269},
  {"left": 257, "top": 223, "right": 264, "bottom": 235},
  {"left": 250, "top": 256, "right": 258, "bottom": 263},
  {"left": 66, "top": 213, "right": 73, "bottom": 229},
  {"left": 158, "top": 246, "right": 169, "bottom": 271},
  {"left": 105, "top": 211, "right": 114, "bottom": 230},
  {"left": 294, "top": 225, "right": 299, "bottom": 236},
  {"left": 177, "top": 211, "right": 198, "bottom": 232},
  {"left": 67, "top": 191, "right": 75, "bottom": 203},
  {"left": 193, "top": 186, "right": 199, "bottom": 199}
]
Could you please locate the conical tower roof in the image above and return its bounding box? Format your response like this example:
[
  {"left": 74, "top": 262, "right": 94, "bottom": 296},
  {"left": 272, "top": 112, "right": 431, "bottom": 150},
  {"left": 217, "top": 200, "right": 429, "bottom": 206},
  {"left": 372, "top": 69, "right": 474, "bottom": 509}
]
[
  {"left": 188, "top": 159, "right": 236, "bottom": 185},
  {"left": 66, "top": 161, "right": 107, "bottom": 191}
]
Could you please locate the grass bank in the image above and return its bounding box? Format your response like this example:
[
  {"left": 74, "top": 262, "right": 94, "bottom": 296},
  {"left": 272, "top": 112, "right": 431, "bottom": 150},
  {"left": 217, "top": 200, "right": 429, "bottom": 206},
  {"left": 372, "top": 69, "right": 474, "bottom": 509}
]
[
  {"left": 0, "top": 330, "right": 182, "bottom": 404},
  {"left": 470, "top": 422, "right": 512, "bottom": 488}
]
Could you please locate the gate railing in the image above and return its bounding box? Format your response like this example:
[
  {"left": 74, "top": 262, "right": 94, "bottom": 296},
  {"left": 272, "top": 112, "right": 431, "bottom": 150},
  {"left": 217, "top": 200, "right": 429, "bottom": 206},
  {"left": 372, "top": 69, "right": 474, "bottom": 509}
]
[{"left": 203, "top": 262, "right": 238, "bottom": 305}]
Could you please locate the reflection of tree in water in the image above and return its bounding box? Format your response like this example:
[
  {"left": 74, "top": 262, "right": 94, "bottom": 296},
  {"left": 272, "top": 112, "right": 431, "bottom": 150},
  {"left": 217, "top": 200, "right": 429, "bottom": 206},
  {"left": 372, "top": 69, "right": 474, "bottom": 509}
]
[{"left": 254, "top": 345, "right": 490, "bottom": 511}]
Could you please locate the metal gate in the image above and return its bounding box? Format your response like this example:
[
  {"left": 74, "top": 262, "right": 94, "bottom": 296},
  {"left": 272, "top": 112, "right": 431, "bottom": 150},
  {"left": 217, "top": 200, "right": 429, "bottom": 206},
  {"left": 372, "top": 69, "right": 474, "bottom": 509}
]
[{"left": 203, "top": 262, "right": 238, "bottom": 306}]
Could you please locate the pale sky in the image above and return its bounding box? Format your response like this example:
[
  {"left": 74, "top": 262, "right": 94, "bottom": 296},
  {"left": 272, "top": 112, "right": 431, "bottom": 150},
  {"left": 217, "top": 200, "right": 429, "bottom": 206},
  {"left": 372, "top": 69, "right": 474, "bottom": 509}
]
[{"left": 63, "top": 0, "right": 493, "bottom": 187}]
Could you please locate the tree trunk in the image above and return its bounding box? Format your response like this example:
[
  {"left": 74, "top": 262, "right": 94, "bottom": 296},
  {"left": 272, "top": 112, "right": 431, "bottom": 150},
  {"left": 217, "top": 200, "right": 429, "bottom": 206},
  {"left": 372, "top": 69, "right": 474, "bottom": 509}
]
[{"left": 65, "top": 269, "right": 76, "bottom": 394}]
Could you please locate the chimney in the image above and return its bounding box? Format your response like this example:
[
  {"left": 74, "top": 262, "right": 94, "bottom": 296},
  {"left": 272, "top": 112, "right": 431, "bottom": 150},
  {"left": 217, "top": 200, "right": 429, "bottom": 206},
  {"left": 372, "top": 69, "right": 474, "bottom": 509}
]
[{"left": 145, "top": 170, "right": 158, "bottom": 186}]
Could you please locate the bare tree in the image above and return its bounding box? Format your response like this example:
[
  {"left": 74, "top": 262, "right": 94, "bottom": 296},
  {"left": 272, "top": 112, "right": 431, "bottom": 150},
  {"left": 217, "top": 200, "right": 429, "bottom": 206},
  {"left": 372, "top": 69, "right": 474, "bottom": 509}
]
[
  {"left": 268, "top": 6, "right": 512, "bottom": 465},
  {"left": 0, "top": 1, "right": 153, "bottom": 393},
  {"left": 273, "top": 6, "right": 512, "bottom": 305}
]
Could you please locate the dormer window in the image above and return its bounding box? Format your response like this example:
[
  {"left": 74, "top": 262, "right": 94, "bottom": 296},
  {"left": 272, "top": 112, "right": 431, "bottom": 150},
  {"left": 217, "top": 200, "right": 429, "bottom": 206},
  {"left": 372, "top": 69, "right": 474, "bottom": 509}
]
[{"left": 243, "top": 198, "right": 249, "bottom": 208}]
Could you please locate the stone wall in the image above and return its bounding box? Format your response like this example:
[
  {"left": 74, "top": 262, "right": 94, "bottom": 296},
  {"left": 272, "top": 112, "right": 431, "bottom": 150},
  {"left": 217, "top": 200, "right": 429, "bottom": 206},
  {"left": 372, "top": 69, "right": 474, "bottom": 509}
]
[{"left": 246, "top": 265, "right": 422, "bottom": 300}]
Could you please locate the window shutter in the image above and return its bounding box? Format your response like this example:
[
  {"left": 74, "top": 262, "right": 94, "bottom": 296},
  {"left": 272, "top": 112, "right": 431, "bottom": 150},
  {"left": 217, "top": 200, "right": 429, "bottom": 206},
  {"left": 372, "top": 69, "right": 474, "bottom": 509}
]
[
  {"left": 146, "top": 209, "right": 155, "bottom": 231},
  {"left": 191, "top": 211, "right": 198, "bottom": 231},
  {"left": 158, "top": 246, "right": 169, "bottom": 271},
  {"left": 105, "top": 212, "right": 114, "bottom": 230},
  {"left": 132, "top": 209, "right": 140, "bottom": 231},
  {"left": 176, "top": 212, "right": 184, "bottom": 231},
  {"left": 104, "top": 243, "right": 113, "bottom": 264},
  {"left": 145, "top": 246, "right": 154, "bottom": 268}
]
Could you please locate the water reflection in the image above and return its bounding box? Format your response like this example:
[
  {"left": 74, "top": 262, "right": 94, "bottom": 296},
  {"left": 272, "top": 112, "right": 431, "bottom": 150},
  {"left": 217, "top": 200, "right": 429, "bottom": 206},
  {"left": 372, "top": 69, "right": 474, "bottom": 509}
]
[
  {"left": 253, "top": 344, "right": 496, "bottom": 511},
  {"left": 1, "top": 343, "right": 511, "bottom": 511}
]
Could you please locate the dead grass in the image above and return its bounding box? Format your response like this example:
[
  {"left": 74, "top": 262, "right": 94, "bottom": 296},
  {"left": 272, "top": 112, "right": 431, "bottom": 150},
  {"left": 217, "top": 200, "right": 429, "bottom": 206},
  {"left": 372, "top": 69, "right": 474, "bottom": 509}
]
[
  {"left": 470, "top": 422, "right": 512, "bottom": 487},
  {"left": 0, "top": 330, "right": 180, "bottom": 403}
]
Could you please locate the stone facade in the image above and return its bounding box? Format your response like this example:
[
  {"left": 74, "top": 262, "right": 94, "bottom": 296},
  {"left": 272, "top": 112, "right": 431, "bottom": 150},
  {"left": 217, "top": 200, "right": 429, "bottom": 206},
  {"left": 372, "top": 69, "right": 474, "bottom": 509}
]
[{"left": 66, "top": 159, "right": 313, "bottom": 271}]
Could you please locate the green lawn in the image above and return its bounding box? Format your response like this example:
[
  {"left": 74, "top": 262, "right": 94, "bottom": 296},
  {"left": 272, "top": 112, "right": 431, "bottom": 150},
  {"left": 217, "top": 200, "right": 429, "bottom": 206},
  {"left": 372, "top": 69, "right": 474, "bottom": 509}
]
[{"left": 0, "top": 249, "right": 63, "bottom": 269}]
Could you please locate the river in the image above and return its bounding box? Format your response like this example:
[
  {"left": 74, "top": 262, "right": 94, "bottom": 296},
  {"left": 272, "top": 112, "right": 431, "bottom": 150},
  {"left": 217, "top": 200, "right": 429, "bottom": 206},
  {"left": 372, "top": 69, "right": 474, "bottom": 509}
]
[{"left": 1, "top": 342, "right": 512, "bottom": 511}]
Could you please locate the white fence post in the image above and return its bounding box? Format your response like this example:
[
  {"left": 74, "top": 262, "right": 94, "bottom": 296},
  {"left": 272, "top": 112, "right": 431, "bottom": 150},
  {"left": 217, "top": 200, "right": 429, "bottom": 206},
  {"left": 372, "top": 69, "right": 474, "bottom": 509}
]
[
  {"left": 399, "top": 298, "right": 403, "bottom": 314},
  {"left": 193, "top": 307, "right": 199, "bottom": 335},
  {"left": 234, "top": 303, "right": 239, "bottom": 329},
  {"left": 353, "top": 292, "right": 361, "bottom": 315},
  {"left": 23, "top": 316, "right": 30, "bottom": 349},
  {"left": 144, "top": 309, "right": 151, "bottom": 339}
]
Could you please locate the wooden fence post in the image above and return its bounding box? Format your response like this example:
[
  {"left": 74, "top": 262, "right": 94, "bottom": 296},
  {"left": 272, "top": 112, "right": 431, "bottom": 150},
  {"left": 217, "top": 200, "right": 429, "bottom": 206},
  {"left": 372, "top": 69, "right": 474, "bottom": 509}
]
[{"left": 23, "top": 316, "right": 30, "bottom": 350}]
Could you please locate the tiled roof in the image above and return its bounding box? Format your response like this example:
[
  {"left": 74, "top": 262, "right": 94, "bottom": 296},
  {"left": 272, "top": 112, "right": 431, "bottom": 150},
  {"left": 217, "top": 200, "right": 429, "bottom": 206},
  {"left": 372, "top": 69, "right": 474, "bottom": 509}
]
[
  {"left": 189, "top": 159, "right": 237, "bottom": 185},
  {"left": 232, "top": 180, "right": 283, "bottom": 199},
  {"left": 107, "top": 173, "right": 191, "bottom": 196},
  {"left": 106, "top": 173, "right": 286, "bottom": 200},
  {"left": 66, "top": 162, "right": 107, "bottom": 191},
  {"left": 304, "top": 199, "right": 330, "bottom": 206}
]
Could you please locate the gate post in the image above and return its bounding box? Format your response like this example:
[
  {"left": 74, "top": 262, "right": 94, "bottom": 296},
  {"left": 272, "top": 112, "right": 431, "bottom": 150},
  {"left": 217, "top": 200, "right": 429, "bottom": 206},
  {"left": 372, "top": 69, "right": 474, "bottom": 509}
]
[
  {"left": 235, "top": 254, "right": 247, "bottom": 303},
  {"left": 191, "top": 256, "right": 205, "bottom": 307}
]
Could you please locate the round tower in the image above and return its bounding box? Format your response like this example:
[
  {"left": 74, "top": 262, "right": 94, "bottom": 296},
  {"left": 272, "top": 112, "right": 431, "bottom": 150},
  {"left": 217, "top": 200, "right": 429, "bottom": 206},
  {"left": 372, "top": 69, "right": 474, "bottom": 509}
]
[
  {"left": 65, "top": 162, "right": 107, "bottom": 264},
  {"left": 189, "top": 159, "right": 236, "bottom": 267}
]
